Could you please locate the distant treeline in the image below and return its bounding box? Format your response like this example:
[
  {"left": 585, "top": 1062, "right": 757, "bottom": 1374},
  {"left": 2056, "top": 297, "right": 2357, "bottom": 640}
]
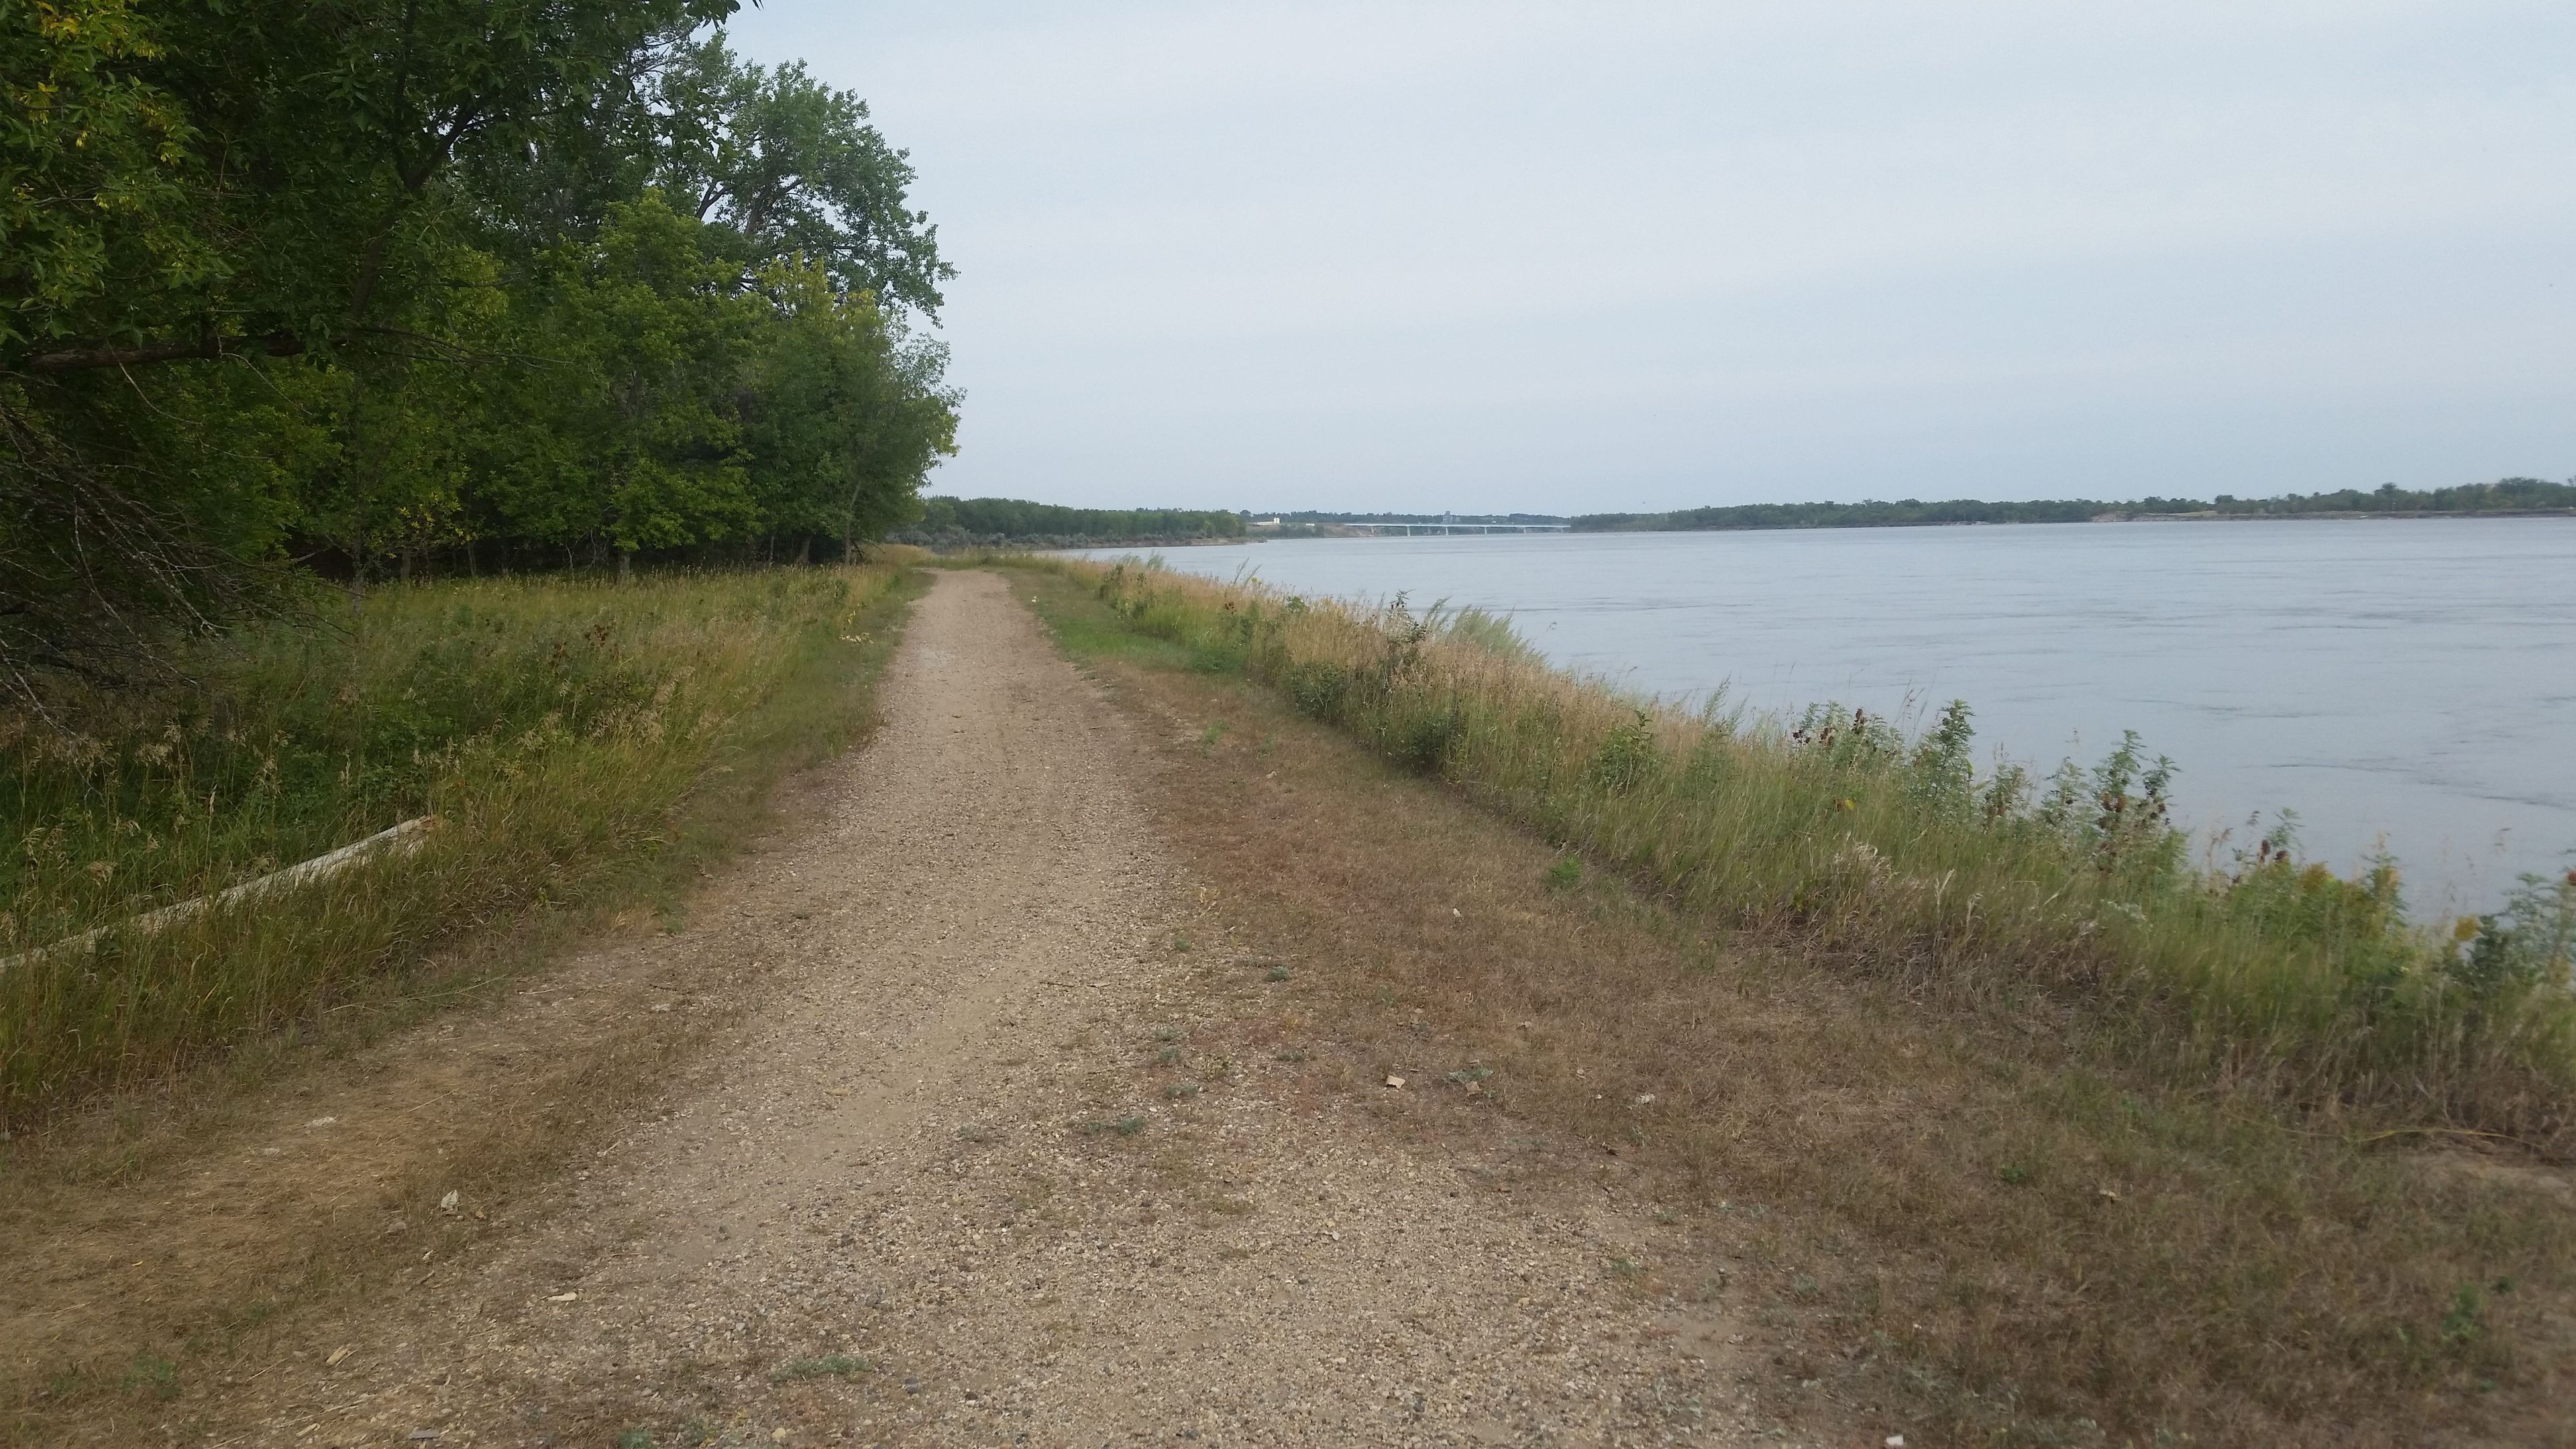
[
  {"left": 890, "top": 497, "right": 1246, "bottom": 548},
  {"left": 1575, "top": 477, "right": 2576, "bottom": 533}
]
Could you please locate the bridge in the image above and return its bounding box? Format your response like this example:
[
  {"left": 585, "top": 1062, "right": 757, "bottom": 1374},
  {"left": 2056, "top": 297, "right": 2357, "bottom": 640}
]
[
  {"left": 1251, "top": 514, "right": 1570, "bottom": 536},
  {"left": 1349, "top": 520, "right": 1571, "bottom": 535}
]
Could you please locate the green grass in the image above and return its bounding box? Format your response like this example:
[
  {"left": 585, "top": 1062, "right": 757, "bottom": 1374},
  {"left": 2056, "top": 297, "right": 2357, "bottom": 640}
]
[
  {"left": 0, "top": 564, "right": 921, "bottom": 1124},
  {"left": 1030, "top": 554, "right": 2576, "bottom": 1149}
]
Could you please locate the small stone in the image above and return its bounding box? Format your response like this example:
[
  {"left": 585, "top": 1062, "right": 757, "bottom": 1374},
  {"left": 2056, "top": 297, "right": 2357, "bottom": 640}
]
[{"left": 1383, "top": 1075, "right": 1406, "bottom": 1089}]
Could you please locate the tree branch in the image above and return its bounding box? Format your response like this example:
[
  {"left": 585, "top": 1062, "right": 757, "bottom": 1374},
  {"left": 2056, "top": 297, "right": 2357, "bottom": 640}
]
[{"left": 19, "top": 330, "right": 305, "bottom": 375}]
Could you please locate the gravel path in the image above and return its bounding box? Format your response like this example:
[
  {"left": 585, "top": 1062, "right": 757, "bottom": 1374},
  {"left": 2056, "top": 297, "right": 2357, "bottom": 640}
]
[{"left": 205, "top": 571, "right": 1777, "bottom": 1448}]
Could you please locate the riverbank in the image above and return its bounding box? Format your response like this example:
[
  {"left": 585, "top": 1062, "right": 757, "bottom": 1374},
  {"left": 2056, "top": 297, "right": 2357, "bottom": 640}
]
[
  {"left": 1015, "top": 555, "right": 2576, "bottom": 1444},
  {"left": 1095, "top": 520, "right": 2576, "bottom": 914}
]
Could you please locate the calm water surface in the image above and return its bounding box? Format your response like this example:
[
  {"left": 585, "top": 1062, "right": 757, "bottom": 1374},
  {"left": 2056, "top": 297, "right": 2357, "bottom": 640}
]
[{"left": 1092, "top": 520, "right": 2576, "bottom": 913}]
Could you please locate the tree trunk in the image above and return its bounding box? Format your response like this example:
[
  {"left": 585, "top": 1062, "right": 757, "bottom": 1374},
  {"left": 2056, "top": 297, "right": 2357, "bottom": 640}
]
[{"left": 618, "top": 548, "right": 632, "bottom": 583}]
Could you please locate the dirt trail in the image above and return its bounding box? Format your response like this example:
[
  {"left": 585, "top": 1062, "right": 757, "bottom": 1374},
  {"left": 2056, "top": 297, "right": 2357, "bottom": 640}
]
[{"left": 64, "top": 572, "right": 1777, "bottom": 1447}]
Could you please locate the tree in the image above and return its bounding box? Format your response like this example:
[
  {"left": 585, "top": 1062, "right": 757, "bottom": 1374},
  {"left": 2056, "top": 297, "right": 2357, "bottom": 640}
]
[
  {"left": 2, "top": 6, "right": 961, "bottom": 688},
  {"left": 1, "top": 0, "right": 740, "bottom": 682},
  {"left": 477, "top": 195, "right": 759, "bottom": 571},
  {"left": 648, "top": 35, "right": 951, "bottom": 316},
  {"left": 741, "top": 259, "right": 955, "bottom": 555}
]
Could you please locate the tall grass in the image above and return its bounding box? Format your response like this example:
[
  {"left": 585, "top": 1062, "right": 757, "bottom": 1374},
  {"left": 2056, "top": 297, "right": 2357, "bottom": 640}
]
[
  {"left": 0, "top": 566, "right": 914, "bottom": 1122},
  {"left": 1064, "top": 556, "right": 2576, "bottom": 1147}
]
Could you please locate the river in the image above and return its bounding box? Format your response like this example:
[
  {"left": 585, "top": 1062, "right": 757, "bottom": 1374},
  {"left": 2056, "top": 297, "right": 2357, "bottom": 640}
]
[{"left": 1087, "top": 518, "right": 2576, "bottom": 914}]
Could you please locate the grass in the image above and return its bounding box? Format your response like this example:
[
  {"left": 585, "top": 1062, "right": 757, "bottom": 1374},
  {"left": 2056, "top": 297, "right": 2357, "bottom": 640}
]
[
  {"left": 1014, "top": 559, "right": 2576, "bottom": 1446},
  {"left": 1041, "top": 553, "right": 2576, "bottom": 1150},
  {"left": 0, "top": 564, "right": 922, "bottom": 1125}
]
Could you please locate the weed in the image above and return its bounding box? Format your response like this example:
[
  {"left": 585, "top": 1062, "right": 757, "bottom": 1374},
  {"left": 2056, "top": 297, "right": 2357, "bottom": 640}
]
[
  {"left": 1163, "top": 1082, "right": 1201, "bottom": 1100},
  {"left": 1155, "top": 1046, "right": 1182, "bottom": 1066},
  {"left": 1077, "top": 1115, "right": 1148, "bottom": 1137},
  {"left": 2438, "top": 1285, "right": 2485, "bottom": 1349},
  {"left": 117, "top": 1354, "right": 177, "bottom": 1401},
  {"left": 1265, "top": 965, "right": 1291, "bottom": 981},
  {"left": 1543, "top": 856, "right": 1583, "bottom": 892},
  {"left": 771, "top": 1353, "right": 869, "bottom": 1382},
  {"left": 1152, "top": 1024, "right": 1187, "bottom": 1042}
]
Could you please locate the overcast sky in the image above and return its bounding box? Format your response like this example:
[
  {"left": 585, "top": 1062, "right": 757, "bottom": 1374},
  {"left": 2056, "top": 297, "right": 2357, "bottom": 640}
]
[{"left": 724, "top": 1, "right": 2576, "bottom": 515}]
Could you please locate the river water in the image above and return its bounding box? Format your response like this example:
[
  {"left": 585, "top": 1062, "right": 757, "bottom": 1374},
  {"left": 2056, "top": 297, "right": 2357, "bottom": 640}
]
[{"left": 1088, "top": 519, "right": 2576, "bottom": 914}]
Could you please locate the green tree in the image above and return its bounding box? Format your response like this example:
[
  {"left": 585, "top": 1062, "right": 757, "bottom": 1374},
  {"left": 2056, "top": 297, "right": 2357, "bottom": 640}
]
[
  {"left": 482, "top": 195, "right": 759, "bottom": 573},
  {"left": 1, "top": 0, "right": 739, "bottom": 681},
  {"left": 741, "top": 259, "right": 956, "bottom": 556}
]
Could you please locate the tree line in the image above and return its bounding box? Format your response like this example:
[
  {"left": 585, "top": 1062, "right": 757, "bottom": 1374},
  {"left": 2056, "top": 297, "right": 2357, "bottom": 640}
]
[
  {"left": 893, "top": 498, "right": 1244, "bottom": 548},
  {"left": 1574, "top": 478, "right": 2575, "bottom": 532},
  {"left": 3, "top": 1, "right": 959, "bottom": 692}
]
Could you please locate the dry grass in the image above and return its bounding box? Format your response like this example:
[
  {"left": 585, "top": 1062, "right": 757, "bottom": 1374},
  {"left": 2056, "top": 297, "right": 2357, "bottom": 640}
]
[
  {"left": 1024, "top": 564, "right": 2576, "bottom": 1447},
  {"left": 0, "top": 565, "right": 920, "bottom": 1124}
]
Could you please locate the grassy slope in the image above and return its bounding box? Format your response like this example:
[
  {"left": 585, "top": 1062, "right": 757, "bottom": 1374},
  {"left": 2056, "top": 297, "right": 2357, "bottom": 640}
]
[
  {"left": 1020, "top": 562, "right": 2576, "bottom": 1448},
  {"left": 0, "top": 564, "right": 926, "bottom": 1124},
  {"left": 1, "top": 567, "right": 926, "bottom": 1438}
]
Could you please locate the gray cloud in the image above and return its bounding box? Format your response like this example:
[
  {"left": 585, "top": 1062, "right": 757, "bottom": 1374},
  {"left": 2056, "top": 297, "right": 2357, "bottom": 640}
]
[{"left": 727, "top": 1, "right": 2576, "bottom": 511}]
